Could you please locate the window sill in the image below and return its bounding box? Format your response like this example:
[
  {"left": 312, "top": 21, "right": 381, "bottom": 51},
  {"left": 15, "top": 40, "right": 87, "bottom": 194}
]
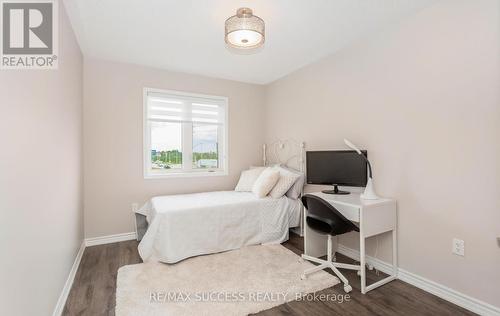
[{"left": 144, "top": 170, "right": 228, "bottom": 179}]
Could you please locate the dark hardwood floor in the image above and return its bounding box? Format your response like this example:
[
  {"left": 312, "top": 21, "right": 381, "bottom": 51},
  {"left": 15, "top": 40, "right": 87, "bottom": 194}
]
[{"left": 63, "top": 234, "right": 475, "bottom": 316}]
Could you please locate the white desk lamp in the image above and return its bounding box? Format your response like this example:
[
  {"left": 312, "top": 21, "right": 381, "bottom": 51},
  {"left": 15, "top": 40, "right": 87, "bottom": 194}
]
[{"left": 344, "top": 139, "right": 379, "bottom": 200}]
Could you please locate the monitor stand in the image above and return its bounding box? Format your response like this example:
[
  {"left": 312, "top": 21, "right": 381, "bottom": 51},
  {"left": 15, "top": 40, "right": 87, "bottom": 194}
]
[{"left": 322, "top": 184, "right": 350, "bottom": 195}]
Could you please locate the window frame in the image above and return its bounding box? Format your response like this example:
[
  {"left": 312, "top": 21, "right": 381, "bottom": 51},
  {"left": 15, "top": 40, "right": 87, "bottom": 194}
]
[{"left": 143, "top": 87, "right": 229, "bottom": 179}]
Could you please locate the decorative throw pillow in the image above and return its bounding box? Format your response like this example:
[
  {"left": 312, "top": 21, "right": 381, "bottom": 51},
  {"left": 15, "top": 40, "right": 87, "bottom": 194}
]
[
  {"left": 235, "top": 167, "right": 266, "bottom": 192},
  {"left": 252, "top": 168, "right": 280, "bottom": 198},
  {"left": 269, "top": 166, "right": 301, "bottom": 199},
  {"left": 282, "top": 166, "right": 305, "bottom": 199}
]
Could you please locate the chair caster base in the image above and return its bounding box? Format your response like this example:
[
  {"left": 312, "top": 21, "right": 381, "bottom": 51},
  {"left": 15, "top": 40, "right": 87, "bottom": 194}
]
[{"left": 344, "top": 285, "right": 352, "bottom": 293}]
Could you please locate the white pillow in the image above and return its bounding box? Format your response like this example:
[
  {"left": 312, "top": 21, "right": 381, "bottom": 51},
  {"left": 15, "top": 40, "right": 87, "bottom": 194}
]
[
  {"left": 235, "top": 167, "right": 266, "bottom": 192},
  {"left": 269, "top": 166, "right": 301, "bottom": 199},
  {"left": 282, "top": 166, "right": 305, "bottom": 199},
  {"left": 252, "top": 168, "right": 280, "bottom": 198}
]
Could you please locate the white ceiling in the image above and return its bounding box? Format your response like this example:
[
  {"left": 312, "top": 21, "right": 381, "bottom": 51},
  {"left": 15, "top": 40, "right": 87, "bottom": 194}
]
[{"left": 64, "top": 0, "right": 437, "bottom": 84}]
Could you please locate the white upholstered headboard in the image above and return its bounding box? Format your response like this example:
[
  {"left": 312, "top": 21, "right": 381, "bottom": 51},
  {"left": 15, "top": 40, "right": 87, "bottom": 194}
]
[{"left": 262, "top": 139, "right": 305, "bottom": 173}]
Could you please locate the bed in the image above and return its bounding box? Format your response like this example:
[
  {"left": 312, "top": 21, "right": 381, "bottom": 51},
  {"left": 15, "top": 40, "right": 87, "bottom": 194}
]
[{"left": 135, "top": 140, "right": 305, "bottom": 263}]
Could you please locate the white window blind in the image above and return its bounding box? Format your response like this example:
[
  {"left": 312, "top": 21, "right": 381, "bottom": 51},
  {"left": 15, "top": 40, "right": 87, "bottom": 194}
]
[
  {"left": 144, "top": 88, "right": 228, "bottom": 178},
  {"left": 146, "top": 92, "right": 226, "bottom": 125}
]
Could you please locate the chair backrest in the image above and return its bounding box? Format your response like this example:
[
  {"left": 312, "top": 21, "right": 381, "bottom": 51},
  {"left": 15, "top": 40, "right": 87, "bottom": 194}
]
[{"left": 302, "top": 194, "right": 359, "bottom": 236}]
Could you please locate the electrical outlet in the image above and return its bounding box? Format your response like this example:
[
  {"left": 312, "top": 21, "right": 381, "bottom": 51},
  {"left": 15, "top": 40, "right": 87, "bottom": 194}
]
[
  {"left": 131, "top": 203, "right": 139, "bottom": 213},
  {"left": 497, "top": 237, "right": 500, "bottom": 248},
  {"left": 452, "top": 238, "right": 465, "bottom": 256}
]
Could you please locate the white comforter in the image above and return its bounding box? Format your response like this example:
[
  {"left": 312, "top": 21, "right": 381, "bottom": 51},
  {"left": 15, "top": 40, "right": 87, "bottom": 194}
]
[{"left": 136, "top": 191, "right": 301, "bottom": 263}]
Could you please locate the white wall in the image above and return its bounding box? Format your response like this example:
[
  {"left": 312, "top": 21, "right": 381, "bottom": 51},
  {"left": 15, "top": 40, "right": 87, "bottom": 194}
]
[
  {"left": 265, "top": 0, "right": 499, "bottom": 308},
  {"left": 0, "top": 3, "right": 84, "bottom": 316},
  {"left": 83, "top": 59, "right": 265, "bottom": 238}
]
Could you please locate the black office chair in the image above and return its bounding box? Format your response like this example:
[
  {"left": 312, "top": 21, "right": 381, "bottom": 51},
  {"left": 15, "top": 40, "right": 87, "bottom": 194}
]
[{"left": 300, "top": 194, "right": 360, "bottom": 293}]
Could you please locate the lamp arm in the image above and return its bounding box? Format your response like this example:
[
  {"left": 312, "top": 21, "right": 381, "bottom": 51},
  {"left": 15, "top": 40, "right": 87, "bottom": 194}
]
[{"left": 359, "top": 153, "right": 373, "bottom": 179}]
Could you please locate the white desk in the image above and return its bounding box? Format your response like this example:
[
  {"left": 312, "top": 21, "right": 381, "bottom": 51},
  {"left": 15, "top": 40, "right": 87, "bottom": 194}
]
[{"left": 304, "top": 192, "right": 398, "bottom": 294}]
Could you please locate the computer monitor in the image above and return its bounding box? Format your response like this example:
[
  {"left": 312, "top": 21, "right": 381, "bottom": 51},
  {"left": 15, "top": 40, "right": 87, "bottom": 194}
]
[{"left": 306, "top": 150, "right": 368, "bottom": 195}]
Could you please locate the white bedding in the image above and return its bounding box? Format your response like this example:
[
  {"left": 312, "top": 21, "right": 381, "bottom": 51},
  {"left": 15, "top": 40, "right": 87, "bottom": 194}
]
[{"left": 136, "top": 191, "right": 301, "bottom": 263}]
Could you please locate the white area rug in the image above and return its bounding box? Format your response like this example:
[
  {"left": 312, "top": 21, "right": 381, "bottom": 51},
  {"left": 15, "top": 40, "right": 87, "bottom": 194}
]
[{"left": 116, "top": 244, "right": 339, "bottom": 316}]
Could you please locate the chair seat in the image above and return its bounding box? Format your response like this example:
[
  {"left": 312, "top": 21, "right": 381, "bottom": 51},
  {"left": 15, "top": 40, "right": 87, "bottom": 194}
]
[{"left": 306, "top": 215, "right": 333, "bottom": 235}]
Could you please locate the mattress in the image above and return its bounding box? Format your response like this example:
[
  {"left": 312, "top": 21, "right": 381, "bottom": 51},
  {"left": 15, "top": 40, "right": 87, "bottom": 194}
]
[{"left": 136, "top": 191, "right": 301, "bottom": 263}]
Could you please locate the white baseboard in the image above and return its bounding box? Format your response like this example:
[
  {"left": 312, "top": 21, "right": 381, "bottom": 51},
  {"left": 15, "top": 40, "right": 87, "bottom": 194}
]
[
  {"left": 52, "top": 241, "right": 85, "bottom": 316},
  {"left": 85, "top": 232, "right": 137, "bottom": 247},
  {"left": 397, "top": 268, "right": 500, "bottom": 316},
  {"left": 337, "top": 244, "right": 500, "bottom": 316},
  {"left": 52, "top": 232, "right": 137, "bottom": 315}
]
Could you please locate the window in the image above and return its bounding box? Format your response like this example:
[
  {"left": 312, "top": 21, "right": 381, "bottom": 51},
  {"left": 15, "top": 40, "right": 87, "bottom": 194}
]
[{"left": 144, "top": 88, "right": 228, "bottom": 178}]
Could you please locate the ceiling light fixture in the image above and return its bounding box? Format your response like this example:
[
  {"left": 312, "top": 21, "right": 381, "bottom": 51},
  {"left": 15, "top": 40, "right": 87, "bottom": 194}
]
[{"left": 225, "top": 8, "right": 265, "bottom": 50}]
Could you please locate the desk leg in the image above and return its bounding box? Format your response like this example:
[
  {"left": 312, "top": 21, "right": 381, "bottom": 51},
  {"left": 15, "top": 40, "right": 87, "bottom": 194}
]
[
  {"left": 392, "top": 228, "right": 398, "bottom": 278},
  {"left": 364, "top": 228, "right": 398, "bottom": 293},
  {"left": 303, "top": 209, "right": 308, "bottom": 255},
  {"left": 360, "top": 232, "right": 366, "bottom": 294}
]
